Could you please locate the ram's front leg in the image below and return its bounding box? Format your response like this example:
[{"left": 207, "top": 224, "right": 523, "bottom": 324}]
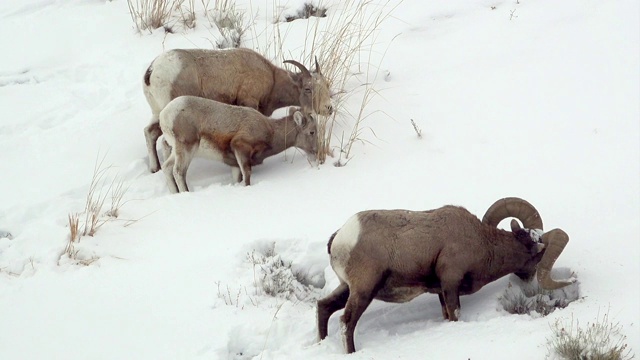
[
  {"left": 441, "top": 284, "right": 462, "bottom": 321},
  {"left": 437, "top": 293, "right": 449, "bottom": 320}
]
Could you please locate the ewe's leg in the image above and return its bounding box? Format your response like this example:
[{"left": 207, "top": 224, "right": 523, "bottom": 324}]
[
  {"left": 144, "top": 120, "right": 163, "bottom": 173},
  {"left": 230, "top": 138, "right": 253, "bottom": 186},
  {"left": 162, "top": 152, "right": 179, "bottom": 194},
  {"left": 173, "top": 143, "right": 195, "bottom": 192},
  {"left": 317, "top": 282, "right": 350, "bottom": 341}
]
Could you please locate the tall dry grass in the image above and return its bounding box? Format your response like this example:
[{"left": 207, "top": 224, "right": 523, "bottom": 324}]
[{"left": 250, "top": 0, "right": 402, "bottom": 164}]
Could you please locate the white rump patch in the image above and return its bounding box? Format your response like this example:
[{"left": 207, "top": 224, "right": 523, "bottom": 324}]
[{"left": 330, "top": 214, "right": 361, "bottom": 283}]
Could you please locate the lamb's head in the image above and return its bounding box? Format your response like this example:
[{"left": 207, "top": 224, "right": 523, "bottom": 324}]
[
  {"left": 482, "top": 197, "right": 573, "bottom": 290},
  {"left": 283, "top": 59, "right": 333, "bottom": 116},
  {"left": 289, "top": 109, "right": 318, "bottom": 158}
]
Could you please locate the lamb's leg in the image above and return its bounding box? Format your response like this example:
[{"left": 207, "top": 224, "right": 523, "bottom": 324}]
[
  {"left": 144, "top": 119, "right": 162, "bottom": 173},
  {"left": 230, "top": 166, "right": 242, "bottom": 183},
  {"left": 161, "top": 138, "right": 172, "bottom": 161},
  {"left": 317, "top": 282, "right": 350, "bottom": 341},
  {"left": 162, "top": 152, "right": 179, "bottom": 194},
  {"left": 173, "top": 143, "right": 194, "bottom": 193},
  {"left": 230, "top": 138, "right": 253, "bottom": 186}
]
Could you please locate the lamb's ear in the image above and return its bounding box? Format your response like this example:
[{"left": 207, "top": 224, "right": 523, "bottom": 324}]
[{"left": 293, "top": 111, "right": 305, "bottom": 127}]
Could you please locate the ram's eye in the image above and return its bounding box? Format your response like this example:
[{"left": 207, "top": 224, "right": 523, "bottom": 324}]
[{"left": 304, "top": 88, "right": 312, "bottom": 94}]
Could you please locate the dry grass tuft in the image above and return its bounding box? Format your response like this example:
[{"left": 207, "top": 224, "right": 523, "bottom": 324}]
[
  {"left": 291, "top": 0, "right": 402, "bottom": 164},
  {"left": 64, "top": 213, "right": 80, "bottom": 259},
  {"left": 127, "top": 0, "right": 176, "bottom": 33},
  {"left": 61, "top": 154, "right": 130, "bottom": 266},
  {"left": 547, "top": 310, "right": 635, "bottom": 360},
  {"left": 176, "top": 0, "right": 196, "bottom": 29},
  {"left": 203, "top": 0, "right": 250, "bottom": 48},
  {"left": 127, "top": 0, "right": 199, "bottom": 33}
]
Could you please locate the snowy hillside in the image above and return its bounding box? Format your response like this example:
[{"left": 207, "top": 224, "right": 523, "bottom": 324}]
[{"left": 0, "top": 0, "right": 638, "bottom": 359}]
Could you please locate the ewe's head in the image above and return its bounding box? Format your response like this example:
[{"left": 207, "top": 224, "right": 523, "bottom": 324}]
[
  {"left": 482, "top": 197, "right": 573, "bottom": 290},
  {"left": 284, "top": 59, "right": 333, "bottom": 116},
  {"left": 290, "top": 109, "right": 318, "bottom": 158}
]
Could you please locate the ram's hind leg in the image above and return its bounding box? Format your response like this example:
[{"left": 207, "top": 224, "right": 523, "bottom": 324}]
[
  {"left": 340, "top": 264, "right": 387, "bottom": 353},
  {"left": 317, "top": 282, "right": 350, "bottom": 341},
  {"left": 341, "top": 287, "right": 376, "bottom": 353}
]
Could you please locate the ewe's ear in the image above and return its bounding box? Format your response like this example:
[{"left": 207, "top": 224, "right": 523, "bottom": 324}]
[{"left": 293, "top": 111, "right": 305, "bottom": 127}]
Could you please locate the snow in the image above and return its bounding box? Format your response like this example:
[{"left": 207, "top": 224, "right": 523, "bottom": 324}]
[{"left": 1, "top": 0, "right": 638, "bottom": 359}]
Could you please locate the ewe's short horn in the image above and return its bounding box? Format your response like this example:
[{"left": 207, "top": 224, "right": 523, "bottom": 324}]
[
  {"left": 284, "top": 60, "right": 311, "bottom": 78},
  {"left": 537, "top": 229, "right": 572, "bottom": 290},
  {"left": 315, "top": 56, "right": 322, "bottom": 75},
  {"left": 482, "top": 197, "right": 543, "bottom": 230}
]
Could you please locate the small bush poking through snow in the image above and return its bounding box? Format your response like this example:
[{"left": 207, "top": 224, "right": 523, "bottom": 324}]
[
  {"left": 546, "top": 310, "right": 635, "bottom": 360},
  {"left": 247, "top": 243, "right": 321, "bottom": 302},
  {"left": 206, "top": 0, "right": 248, "bottom": 49},
  {"left": 283, "top": 2, "right": 328, "bottom": 22},
  {"left": 499, "top": 271, "right": 580, "bottom": 316},
  {"left": 215, "top": 281, "right": 257, "bottom": 309}
]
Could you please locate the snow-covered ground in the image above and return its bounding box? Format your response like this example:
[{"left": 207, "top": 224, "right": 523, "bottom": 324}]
[{"left": 0, "top": 0, "right": 638, "bottom": 359}]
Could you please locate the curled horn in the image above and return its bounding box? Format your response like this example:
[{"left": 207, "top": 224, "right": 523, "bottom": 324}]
[
  {"left": 482, "top": 197, "right": 543, "bottom": 230},
  {"left": 283, "top": 60, "right": 311, "bottom": 78},
  {"left": 537, "top": 229, "right": 573, "bottom": 290}
]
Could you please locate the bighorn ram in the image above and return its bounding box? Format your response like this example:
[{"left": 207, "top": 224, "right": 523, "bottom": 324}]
[
  {"left": 317, "top": 197, "right": 573, "bottom": 353},
  {"left": 160, "top": 96, "right": 318, "bottom": 192},
  {"left": 143, "top": 48, "right": 333, "bottom": 173}
]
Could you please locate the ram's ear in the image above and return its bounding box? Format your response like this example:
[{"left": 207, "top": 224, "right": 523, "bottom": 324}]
[
  {"left": 510, "top": 219, "right": 522, "bottom": 232},
  {"left": 293, "top": 111, "right": 305, "bottom": 127}
]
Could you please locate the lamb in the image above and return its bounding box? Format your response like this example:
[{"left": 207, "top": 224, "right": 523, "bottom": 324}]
[
  {"left": 317, "top": 197, "right": 574, "bottom": 353},
  {"left": 143, "top": 48, "right": 333, "bottom": 173},
  {"left": 159, "top": 95, "right": 318, "bottom": 192}
]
